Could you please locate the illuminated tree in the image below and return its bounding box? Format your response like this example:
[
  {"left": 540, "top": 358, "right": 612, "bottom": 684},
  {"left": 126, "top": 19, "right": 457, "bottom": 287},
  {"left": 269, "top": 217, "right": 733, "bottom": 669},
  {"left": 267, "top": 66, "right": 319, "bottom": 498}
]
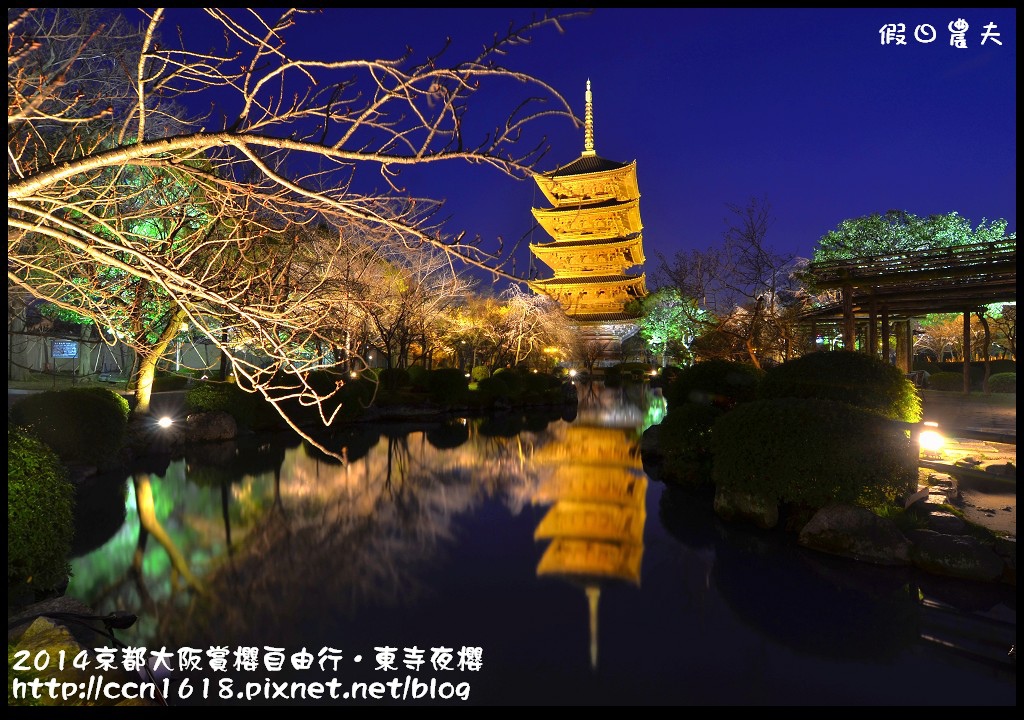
[
  {"left": 493, "top": 285, "right": 573, "bottom": 368},
  {"left": 359, "top": 241, "right": 471, "bottom": 369},
  {"left": 633, "top": 287, "right": 707, "bottom": 367},
  {"left": 813, "top": 210, "right": 1013, "bottom": 262},
  {"left": 658, "top": 197, "right": 801, "bottom": 369},
  {"left": 8, "top": 7, "right": 585, "bottom": 439}
]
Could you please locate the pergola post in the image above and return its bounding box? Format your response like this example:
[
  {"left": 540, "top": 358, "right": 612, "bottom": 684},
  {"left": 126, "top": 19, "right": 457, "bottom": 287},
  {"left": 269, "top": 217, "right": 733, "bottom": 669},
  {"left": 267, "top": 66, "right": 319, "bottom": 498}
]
[
  {"left": 868, "top": 296, "right": 878, "bottom": 358},
  {"left": 904, "top": 319, "right": 914, "bottom": 373},
  {"left": 881, "top": 306, "right": 890, "bottom": 364},
  {"left": 842, "top": 285, "right": 854, "bottom": 350},
  {"left": 962, "top": 310, "right": 971, "bottom": 394}
]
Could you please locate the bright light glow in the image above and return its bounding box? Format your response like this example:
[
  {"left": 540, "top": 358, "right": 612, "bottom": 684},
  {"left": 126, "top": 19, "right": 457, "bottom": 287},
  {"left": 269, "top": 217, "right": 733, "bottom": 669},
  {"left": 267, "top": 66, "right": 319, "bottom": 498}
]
[
  {"left": 349, "top": 371, "right": 358, "bottom": 378},
  {"left": 569, "top": 369, "right": 577, "bottom": 377},
  {"left": 465, "top": 373, "right": 471, "bottom": 378},
  {"left": 919, "top": 422, "right": 944, "bottom": 455},
  {"left": 157, "top": 416, "right": 174, "bottom": 428},
  {"left": 180, "top": 322, "right": 189, "bottom": 332}
]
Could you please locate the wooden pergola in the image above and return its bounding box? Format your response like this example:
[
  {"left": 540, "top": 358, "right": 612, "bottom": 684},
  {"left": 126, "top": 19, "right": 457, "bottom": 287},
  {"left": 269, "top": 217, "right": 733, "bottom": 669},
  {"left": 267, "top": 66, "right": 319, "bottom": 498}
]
[{"left": 797, "top": 241, "right": 1016, "bottom": 392}]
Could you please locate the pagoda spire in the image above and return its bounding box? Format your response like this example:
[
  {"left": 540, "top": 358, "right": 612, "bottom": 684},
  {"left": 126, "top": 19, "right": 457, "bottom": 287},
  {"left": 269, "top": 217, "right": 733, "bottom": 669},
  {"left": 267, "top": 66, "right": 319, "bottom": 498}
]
[{"left": 583, "top": 79, "right": 595, "bottom": 157}]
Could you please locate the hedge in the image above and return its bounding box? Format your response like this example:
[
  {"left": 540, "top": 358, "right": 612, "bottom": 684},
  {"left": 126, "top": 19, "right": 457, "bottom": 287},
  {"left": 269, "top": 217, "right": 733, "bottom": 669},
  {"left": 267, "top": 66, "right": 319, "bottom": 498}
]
[
  {"left": 760, "top": 351, "right": 920, "bottom": 422},
  {"left": 9, "top": 425, "right": 74, "bottom": 600},
  {"left": 9, "top": 387, "right": 130, "bottom": 470},
  {"left": 711, "top": 397, "right": 916, "bottom": 510},
  {"left": 988, "top": 372, "right": 1016, "bottom": 393}
]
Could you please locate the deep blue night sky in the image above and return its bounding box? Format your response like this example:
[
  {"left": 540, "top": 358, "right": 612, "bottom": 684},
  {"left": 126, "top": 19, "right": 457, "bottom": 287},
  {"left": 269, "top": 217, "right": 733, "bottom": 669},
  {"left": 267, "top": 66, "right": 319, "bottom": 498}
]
[{"left": 157, "top": 7, "right": 1016, "bottom": 287}]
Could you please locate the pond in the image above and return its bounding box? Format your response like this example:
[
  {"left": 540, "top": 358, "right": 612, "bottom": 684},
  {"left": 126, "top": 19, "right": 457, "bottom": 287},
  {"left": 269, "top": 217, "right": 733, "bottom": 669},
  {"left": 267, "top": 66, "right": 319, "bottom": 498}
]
[{"left": 67, "top": 383, "right": 1016, "bottom": 706}]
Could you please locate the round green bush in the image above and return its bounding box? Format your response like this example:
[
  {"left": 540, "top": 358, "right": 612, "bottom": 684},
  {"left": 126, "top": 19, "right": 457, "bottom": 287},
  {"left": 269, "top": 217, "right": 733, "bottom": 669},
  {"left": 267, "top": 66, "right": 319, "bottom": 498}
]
[
  {"left": 407, "top": 365, "right": 428, "bottom": 390},
  {"left": 377, "top": 367, "right": 411, "bottom": 390},
  {"left": 925, "top": 372, "right": 967, "bottom": 392},
  {"left": 475, "top": 375, "right": 515, "bottom": 402},
  {"left": 520, "top": 371, "right": 561, "bottom": 393},
  {"left": 711, "top": 397, "right": 917, "bottom": 509},
  {"left": 425, "top": 368, "right": 469, "bottom": 402},
  {"left": 490, "top": 369, "right": 523, "bottom": 396},
  {"left": 664, "top": 359, "right": 764, "bottom": 410},
  {"left": 471, "top": 365, "right": 491, "bottom": 382},
  {"left": 185, "top": 380, "right": 282, "bottom": 430},
  {"left": 760, "top": 351, "right": 921, "bottom": 422},
  {"left": 987, "top": 372, "right": 1016, "bottom": 393},
  {"left": 657, "top": 402, "right": 723, "bottom": 486},
  {"left": 8, "top": 426, "right": 74, "bottom": 599},
  {"left": 9, "top": 388, "right": 130, "bottom": 470}
]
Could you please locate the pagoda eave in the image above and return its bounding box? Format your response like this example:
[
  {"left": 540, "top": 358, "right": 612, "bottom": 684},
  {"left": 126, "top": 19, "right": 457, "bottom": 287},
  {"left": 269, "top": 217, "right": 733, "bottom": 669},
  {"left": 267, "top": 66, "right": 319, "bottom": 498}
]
[{"left": 535, "top": 161, "right": 640, "bottom": 207}]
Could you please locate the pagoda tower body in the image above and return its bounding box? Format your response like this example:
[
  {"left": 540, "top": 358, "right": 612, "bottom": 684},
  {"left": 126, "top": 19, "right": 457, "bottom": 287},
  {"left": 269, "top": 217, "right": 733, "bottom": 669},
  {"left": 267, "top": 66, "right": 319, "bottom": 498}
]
[{"left": 529, "top": 80, "right": 648, "bottom": 360}]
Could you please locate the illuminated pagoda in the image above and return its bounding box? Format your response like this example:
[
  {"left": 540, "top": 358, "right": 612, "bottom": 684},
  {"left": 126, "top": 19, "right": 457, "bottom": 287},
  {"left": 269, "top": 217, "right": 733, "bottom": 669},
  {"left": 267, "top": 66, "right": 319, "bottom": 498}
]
[
  {"left": 528, "top": 80, "right": 648, "bottom": 357},
  {"left": 529, "top": 389, "right": 647, "bottom": 670}
]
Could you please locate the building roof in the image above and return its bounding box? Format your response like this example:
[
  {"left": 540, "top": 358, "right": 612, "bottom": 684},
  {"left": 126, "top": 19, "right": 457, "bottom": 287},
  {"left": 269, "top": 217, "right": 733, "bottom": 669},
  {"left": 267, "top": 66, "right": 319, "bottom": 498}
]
[
  {"left": 798, "top": 241, "right": 1016, "bottom": 323},
  {"left": 544, "top": 154, "right": 631, "bottom": 178},
  {"left": 531, "top": 233, "right": 643, "bottom": 250},
  {"left": 534, "top": 197, "right": 634, "bottom": 214},
  {"left": 571, "top": 312, "right": 642, "bottom": 323},
  {"left": 531, "top": 273, "right": 645, "bottom": 286}
]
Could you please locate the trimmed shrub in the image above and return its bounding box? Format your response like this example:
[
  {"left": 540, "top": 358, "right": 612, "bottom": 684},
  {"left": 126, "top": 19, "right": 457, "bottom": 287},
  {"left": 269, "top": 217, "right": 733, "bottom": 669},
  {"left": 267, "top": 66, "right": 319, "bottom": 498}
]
[
  {"left": 9, "top": 426, "right": 74, "bottom": 599},
  {"left": 153, "top": 373, "right": 190, "bottom": 392},
  {"left": 185, "top": 380, "right": 282, "bottom": 430},
  {"left": 471, "top": 365, "right": 491, "bottom": 382},
  {"left": 407, "top": 365, "right": 428, "bottom": 391},
  {"left": 926, "top": 372, "right": 967, "bottom": 392},
  {"left": 711, "top": 397, "right": 917, "bottom": 510},
  {"left": 988, "top": 372, "right": 1016, "bottom": 393},
  {"left": 9, "top": 387, "right": 130, "bottom": 469},
  {"left": 425, "top": 368, "right": 469, "bottom": 403},
  {"left": 475, "top": 375, "right": 515, "bottom": 402},
  {"left": 656, "top": 361, "right": 763, "bottom": 486},
  {"left": 377, "top": 367, "right": 411, "bottom": 390},
  {"left": 520, "top": 371, "right": 561, "bottom": 393},
  {"left": 657, "top": 402, "right": 723, "bottom": 486},
  {"left": 490, "top": 369, "right": 523, "bottom": 396},
  {"left": 664, "top": 359, "right": 764, "bottom": 411},
  {"left": 760, "top": 351, "right": 920, "bottom": 422}
]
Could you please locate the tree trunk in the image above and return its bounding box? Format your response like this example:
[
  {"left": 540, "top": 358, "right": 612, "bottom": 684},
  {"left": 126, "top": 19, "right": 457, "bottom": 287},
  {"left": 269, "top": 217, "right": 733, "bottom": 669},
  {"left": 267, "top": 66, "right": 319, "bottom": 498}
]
[{"left": 134, "top": 309, "right": 186, "bottom": 415}]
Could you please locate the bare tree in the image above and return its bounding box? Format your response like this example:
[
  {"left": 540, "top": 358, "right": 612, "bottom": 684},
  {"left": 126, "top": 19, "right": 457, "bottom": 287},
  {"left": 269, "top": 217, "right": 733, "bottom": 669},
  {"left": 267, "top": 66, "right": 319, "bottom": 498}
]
[
  {"left": 8, "top": 8, "right": 586, "bottom": 444},
  {"left": 658, "top": 196, "right": 798, "bottom": 368}
]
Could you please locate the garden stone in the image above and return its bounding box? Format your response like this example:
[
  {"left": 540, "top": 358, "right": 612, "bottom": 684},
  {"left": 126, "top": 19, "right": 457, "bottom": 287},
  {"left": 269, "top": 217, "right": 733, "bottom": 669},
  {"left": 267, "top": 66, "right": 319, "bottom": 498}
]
[
  {"left": 798, "top": 504, "right": 911, "bottom": 566},
  {"left": 185, "top": 410, "right": 237, "bottom": 442},
  {"left": 925, "top": 511, "right": 967, "bottom": 535},
  {"left": 907, "top": 529, "right": 1005, "bottom": 582},
  {"left": 713, "top": 486, "right": 778, "bottom": 529}
]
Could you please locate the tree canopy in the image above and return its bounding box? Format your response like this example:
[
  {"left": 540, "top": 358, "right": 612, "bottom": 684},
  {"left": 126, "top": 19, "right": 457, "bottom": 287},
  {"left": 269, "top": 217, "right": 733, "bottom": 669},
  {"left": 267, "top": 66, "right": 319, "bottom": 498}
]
[
  {"left": 8, "top": 7, "right": 587, "bottom": 430},
  {"left": 813, "top": 210, "right": 1013, "bottom": 262}
]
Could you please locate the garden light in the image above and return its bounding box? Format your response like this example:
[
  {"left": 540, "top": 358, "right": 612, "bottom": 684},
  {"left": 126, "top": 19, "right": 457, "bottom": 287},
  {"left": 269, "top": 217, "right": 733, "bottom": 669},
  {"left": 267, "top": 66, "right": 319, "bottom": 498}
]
[
  {"left": 157, "top": 416, "right": 174, "bottom": 429},
  {"left": 919, "top": 421, "right": 944, "bottom": 457}
]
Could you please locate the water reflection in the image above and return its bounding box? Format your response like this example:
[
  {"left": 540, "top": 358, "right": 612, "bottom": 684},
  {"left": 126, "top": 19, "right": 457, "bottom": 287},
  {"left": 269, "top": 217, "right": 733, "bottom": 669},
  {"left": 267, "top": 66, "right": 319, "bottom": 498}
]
[
  {"left": 64, "top": 383, "right": 1014, "bottom": 706},
  {"left": 529, "top": 386, "right": 649, "bottom": 670}
]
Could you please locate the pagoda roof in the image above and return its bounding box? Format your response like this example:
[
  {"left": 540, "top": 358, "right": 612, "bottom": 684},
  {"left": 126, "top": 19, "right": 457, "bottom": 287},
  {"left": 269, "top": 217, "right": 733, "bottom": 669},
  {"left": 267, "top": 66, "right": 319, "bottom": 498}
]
[
  {"left": 531, "top": 232, "right": 642, "bottom": 251},
  {"left": 532, "top": 199, "right": 643, "bottom": 242},
  {"left": 535, "top": 197, "right": 632, "bottom": 214},
  {"left": 543, "top": 154, "right": 631, "bottom": 178},
  {"left": 571, "top": 312, "right": 642, "bottom": 323},
  {"left": 531, "top": 273, "right": 645, "bottom": 287}
]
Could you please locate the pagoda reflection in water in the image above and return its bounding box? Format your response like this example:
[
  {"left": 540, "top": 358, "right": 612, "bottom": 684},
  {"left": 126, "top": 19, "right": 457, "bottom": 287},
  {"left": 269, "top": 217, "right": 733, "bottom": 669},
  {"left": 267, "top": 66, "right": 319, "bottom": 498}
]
[{"left": 530, "top": 384, "right": 648, "bottom": 669}]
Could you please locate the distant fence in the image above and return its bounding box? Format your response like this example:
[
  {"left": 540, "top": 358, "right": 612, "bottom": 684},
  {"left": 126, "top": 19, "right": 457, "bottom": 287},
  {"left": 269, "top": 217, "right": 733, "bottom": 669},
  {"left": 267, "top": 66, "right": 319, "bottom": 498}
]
[{"left": 7, "top": 330, "right": 221, "bottom": 381}]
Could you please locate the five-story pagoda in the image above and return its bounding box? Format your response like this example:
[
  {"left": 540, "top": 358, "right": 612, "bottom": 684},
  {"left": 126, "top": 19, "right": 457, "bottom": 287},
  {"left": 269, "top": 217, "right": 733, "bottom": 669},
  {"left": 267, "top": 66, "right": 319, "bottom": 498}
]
[{"left": 528, "top": 80, "right": 647, "bottom": 354}]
